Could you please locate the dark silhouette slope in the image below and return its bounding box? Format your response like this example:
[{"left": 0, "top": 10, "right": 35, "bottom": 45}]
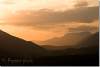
[{"left": 0, "top": 30, "right": 45, "bottom": 57}]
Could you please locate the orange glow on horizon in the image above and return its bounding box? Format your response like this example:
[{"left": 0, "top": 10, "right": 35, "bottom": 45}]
[
  {"left": 0, "top": 21, "right": 98, "bottom": 42},
  {"left": 0, "top": 25, "right": 65, "bottom": 41}
]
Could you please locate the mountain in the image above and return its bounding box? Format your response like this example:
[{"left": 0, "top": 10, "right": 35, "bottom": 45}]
[
  {"left": 42, "top": 32, "right": 91, "bottom": 49},
  {"left": 37, "top": 32, "right": 99, "bottom": 66},
  {"left": 41, "top": 32, "right": 99, "bottom": 55},
  {"left": 0, "top": 30, "right": 98, "bottom": 66},
  {"left": 75, "top": 32, "right": 99, "bottom": 55},
  {"left": 57, "top": 32, "right": 99, "bottom": 55},
  {"left": 0, "top": 30, "right": 45, "bottom": 58}
]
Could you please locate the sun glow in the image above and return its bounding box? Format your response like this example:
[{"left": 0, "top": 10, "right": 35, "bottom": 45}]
[
  {"left": 0, "top": 25, "right": 64, "bottom": 41},
  {"left": 0, "top": 4, "right": 5, "bottom": 19},
  {"left": 0, "top": 0, "right": 10, "bottom": 20}
]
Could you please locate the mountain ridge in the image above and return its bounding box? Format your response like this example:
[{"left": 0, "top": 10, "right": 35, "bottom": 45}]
[
  {"left": 0, "top": 30, "right": 45, "bottom": 57},
  {"left": 41, "top": 32, "right": 91, "bottom": 49}
]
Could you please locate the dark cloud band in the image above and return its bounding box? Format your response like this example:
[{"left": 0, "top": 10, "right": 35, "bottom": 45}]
[{"left": 5, "top": 6, "right": 98, "bottom": 30}]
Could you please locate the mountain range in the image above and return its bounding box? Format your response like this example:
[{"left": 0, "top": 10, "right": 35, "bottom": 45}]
[
  {"left": 0, "top": 30, "right": 99, "bottom": 66},
  {"left": 44, "top": 32, "right": 99, "bottom": 55},
  {"left": 42, "top": 32, "right": 91, "bottom": 50}
]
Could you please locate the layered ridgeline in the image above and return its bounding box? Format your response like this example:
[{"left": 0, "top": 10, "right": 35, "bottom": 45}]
[
  {"left": 0, "top": 30, "right": 98, "bottom": 55},
  {"left": 42, "top": 32, "right": 91, "bottom": 50},
  {"left": 0, "top": 30, "right": 46, "bottom": 57},
  {"left": 42, "top": 32, "right": 99, "bottom": 55},
  {"left": 0, "top": 30, "right": 98, "bottom": 66}
]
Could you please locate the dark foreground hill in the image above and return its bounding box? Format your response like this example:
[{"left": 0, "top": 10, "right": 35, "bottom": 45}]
[
  {"left": 0, "top": 30, "right": 99, "bottom": 66},
  {"left": 0, "top": 30, "right": 46, "bottom": 57}
]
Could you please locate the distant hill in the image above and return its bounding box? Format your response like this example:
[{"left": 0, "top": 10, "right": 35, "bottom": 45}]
[
  {"left": 42, "top": 32, "right": 99, "bottom": 55},
  {"left": 42, "top": 32, "right": 91, "bottom": 49},
  {"left": 38, "top": 32, "right": 99, "bottom": 66},
  {"left": 0, "top": 30, "right": 45, "bottom": 57},
  {"left": 59, "top": 32, "right": 99, "bottom": 55},
  {"left": 75, "top": 32, "right": 99, "bottom": 55}
]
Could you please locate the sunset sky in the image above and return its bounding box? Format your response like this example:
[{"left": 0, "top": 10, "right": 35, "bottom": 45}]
[{"left": 0, "top": 0, "right": 98, "bottom": 44}]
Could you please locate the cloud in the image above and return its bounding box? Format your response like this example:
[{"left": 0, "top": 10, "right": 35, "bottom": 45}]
[
  {"left": 69, "top": 25, "right": 98, "bottom": 33},
  {"left": 0, "top": 0, "right": 14, "bottom": 4},
  {"left": 7, "top": 6, "right": 98, "bottom": 26},
  {"left": 74, "top": 0, "right": 88, "bottom": 8}
]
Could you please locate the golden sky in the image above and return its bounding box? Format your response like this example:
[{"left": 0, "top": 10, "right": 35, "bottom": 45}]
[{"left": 0, "top": 0, "right": 99, "bottom": 43}]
